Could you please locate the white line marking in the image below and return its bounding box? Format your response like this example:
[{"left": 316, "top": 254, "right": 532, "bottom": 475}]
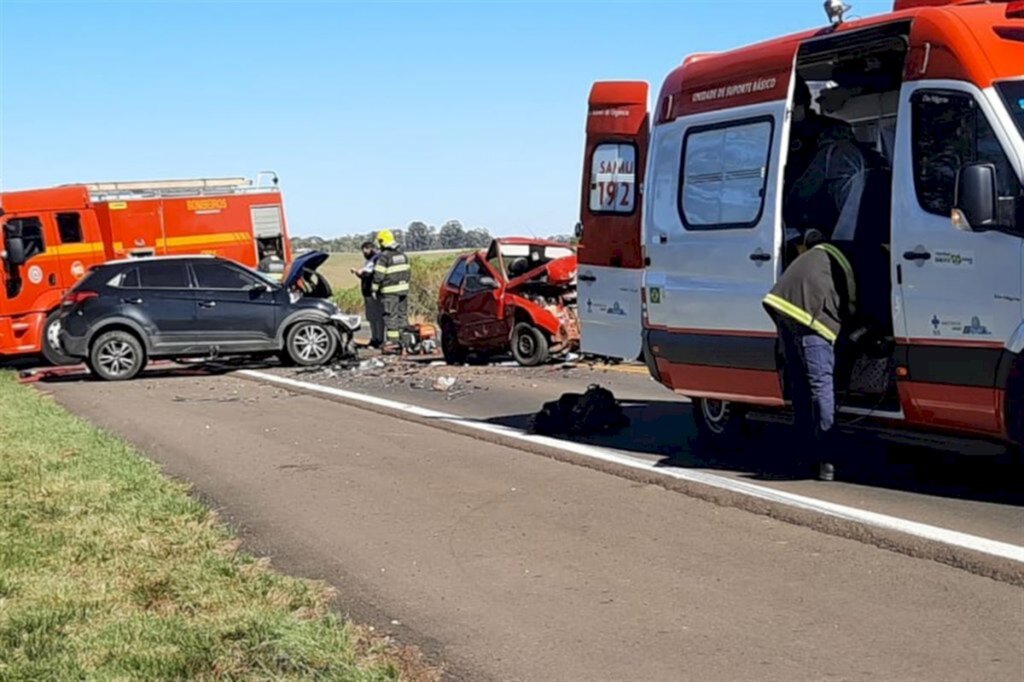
[{"left": 241, "top": 370, "right": 1024, "bottom": 565}]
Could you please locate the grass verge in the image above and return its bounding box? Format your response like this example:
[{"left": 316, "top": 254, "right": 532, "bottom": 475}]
[{"left": 0, "top": 373, "right": 436, "bottom": 680}]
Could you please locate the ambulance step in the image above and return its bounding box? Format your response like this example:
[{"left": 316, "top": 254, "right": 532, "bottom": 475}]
[{"left": 746, "top": 409, "right": 1007, "bottom": 456}]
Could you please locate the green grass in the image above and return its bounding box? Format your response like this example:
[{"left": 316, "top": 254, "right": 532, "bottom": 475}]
[
  {"left": 322, "top": 250, "right": 469, "bottom": 323},
  {"left": 0, "top": 374, "right": 428, "bottom": 681}
]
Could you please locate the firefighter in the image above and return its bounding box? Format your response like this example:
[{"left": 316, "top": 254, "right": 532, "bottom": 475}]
[
  {"left": 258, "top": 245, "right": 285, "bottom": 282},
  {"left": 372, "top": 229, "right": 410, "bottom": 354},
  {"left": 351, "top": 240, "right": 384, "bottom": 348},
  {"left": 762, "top": 233, "right": 857, "bottom": 482}
]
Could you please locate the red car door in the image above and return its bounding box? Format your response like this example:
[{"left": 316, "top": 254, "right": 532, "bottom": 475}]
[{"left": 458, "top": 256, "right": 505, "bottom": 348}]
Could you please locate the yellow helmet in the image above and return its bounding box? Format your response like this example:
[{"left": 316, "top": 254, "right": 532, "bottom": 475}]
[{"left": 376, "top": 229, "right": 396, "bottom": 248}]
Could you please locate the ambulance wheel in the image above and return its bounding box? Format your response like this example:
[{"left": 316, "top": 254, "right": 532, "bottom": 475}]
[
  {"left": 88, "top": 330, "right": 146, "bottom": 381},
  {"left": 42, "top": 310, "right": 78, "bottom": 366},
  {"left": 512, "top": 323, "right": 549, "bottom": 367},
  {"left": 441, "top": 319, "right": 467, "bottom": 365},
  {"left": 692, "top": 398, "right": 747, "bottom": 447},
  {"left": 284, "top": 321, "right": 338, "bottom": 367}
]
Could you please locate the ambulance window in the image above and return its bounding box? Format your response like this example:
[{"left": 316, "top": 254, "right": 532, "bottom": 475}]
[
  {"left": 912, "top": 91, "right": 1022, "bottom": 217},
  {"left": 137, "top": 262, "right": 190, "bottom": 288},
  {"left": 5, "top": 217, "right": 46, "bottom": 260},
  {"left": 996, "top": 81, "right": 1024, "bottom": 139},
  {"left": 56, "top": 213, "right": 83, "bottom": 244},
  {"left": 680, "top": 118, "right": 773, "bottom": 230},
  {"left": 589, "top": 143, "right": 637, "bottom": 214}
]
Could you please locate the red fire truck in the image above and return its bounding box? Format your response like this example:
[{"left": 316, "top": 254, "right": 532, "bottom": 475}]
[{"left": 0, "top": 175, "right": 292, "bottom": 364}]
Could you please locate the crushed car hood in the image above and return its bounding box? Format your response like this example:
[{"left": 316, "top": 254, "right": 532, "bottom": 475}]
[{"left": 506, "top": 254, "right": 578, "bottom": 290}]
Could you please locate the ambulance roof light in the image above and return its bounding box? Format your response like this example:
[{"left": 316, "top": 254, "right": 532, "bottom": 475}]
[{"left": 824, "top": 0, "right": 852, "bottom": 24}]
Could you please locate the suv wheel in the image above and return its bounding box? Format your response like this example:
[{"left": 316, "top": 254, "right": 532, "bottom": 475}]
[
  {"left": 285, "top": 321, "right": 338, "bottom": 366},
  {"left": 42, "top": 310, "right": 78, "bottom": 366},
  {"left": 511, "top": 323, "right": 549, "bottom": 367},
  {"left": 89, "top": 330, "right": 146, "bottom": 381}
]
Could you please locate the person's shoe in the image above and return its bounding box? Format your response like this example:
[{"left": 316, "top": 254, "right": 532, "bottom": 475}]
[{"left": 817, "top": 461, "right": 835, "bottom": 482}]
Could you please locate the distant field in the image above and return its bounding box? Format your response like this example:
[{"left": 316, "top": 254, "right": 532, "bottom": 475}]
[{"left": 317, "top": 249, "right": 464, "bottom": 288}]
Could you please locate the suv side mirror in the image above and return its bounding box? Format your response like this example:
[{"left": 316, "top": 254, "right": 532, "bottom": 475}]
[
  {"left": 953, "top": 163, "right": 997, "bottom": 232},
  {"left": 249, "top": 281, "right": 271, "bottom": 296},
  {"left": 4, "top": 234, "right": 26, "bottom": 266},
  {"left": 574, "top": 221, "right": 583, "bottom": 239},
  {"left": 478, "top": 276, "right": 498, "bottom": 289}
]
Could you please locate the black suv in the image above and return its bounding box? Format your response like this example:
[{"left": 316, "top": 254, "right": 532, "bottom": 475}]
[{"left": 57, "top": 252, "right": 359, "bottom": 381}]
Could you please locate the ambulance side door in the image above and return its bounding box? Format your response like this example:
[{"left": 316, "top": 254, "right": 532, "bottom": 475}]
[
  {"left": 644, "top": 102, "right": 784, "bottom": 398},
  {"left": 578, "top": 81, "right": 649, "bottom": 361}
]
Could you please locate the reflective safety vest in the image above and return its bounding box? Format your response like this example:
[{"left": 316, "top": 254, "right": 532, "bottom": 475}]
[
  {"left": 762, "top": 243, "right": 857, "bottom": 344},
  {"left": 372, "top": 247, "right": 411, "bottom": 296}
]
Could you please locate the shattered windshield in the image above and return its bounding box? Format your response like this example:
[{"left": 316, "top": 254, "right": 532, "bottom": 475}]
[
  {"left": 997, "top": 81, "right": 1024, "bottom": 139},
  {"left": 498, "top": 243, "right": 574, "bottom": 279}
]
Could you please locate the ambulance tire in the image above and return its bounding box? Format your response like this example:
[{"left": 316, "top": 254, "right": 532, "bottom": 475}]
[
  {"left": 512, "top": 323, "right": 549, "bottom": 367},
  {"left": 42, "top": 310, "right": 78, "bottom": 366},
  {"left": 283, "top": 320, "right": 338, "bottom": 367},
  {"left": 88, "top": 330, "right": 146, "bottom": 382},
  {"left": 692, "top": 398, "right": 748, "bottom": 449}
]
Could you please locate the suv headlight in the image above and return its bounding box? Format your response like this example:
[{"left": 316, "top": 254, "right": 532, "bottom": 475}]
[{"left": 330, "top": 313, "right": 362, "bottom": 330}]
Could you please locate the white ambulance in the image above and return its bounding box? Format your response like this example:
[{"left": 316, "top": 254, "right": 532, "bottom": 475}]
[{"left": 578, "top": 0, "right": 1024, "bottom": 448}]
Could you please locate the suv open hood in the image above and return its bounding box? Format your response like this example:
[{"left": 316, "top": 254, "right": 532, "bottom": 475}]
[{"left": 283, "top": 251, "right": 330, "bottom": 290}]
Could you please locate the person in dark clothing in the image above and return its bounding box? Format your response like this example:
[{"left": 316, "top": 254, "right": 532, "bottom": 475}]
[
  {"left": 352, "top": 241, "right": 384, "bottom": 348},
  {"left": 372, "top": 229, "right": 410, "bottom": 354},
  {"left": 763, "top": 236, "right": 857, "bottom": 481},
  {"left": 784, "top": 78, "right": 856, "bottom": 193}
]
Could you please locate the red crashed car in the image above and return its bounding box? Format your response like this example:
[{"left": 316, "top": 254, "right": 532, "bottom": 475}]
[{"left": 437, "top": 238, "right": 580, "bottom": 366}]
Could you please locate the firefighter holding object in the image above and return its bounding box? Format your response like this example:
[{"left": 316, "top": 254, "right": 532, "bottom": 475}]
[
  {"left": 372, "top": 229, "right": 410, "bottom": 353},
  {"left": 352, "top": 240, "right": 385, "bottom": 348},
  {"left": 762, "top": 233, "right": 857, "bottom": 482}
]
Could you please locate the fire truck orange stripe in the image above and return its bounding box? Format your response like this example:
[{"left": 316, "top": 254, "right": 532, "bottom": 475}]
[{"left": 161, "top": 231, "right": 251, "bottom": 248}]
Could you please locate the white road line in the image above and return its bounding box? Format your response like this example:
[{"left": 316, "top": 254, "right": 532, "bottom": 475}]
[{"left": 241, "top": 370, "right": 1024, "bottom": 565}]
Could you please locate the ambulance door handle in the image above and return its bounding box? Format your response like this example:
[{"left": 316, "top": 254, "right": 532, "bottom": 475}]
[
  {"left": 749, "top": 252, "right": 771, "bottom": 262},
  {"left": 902, "top": 250, "right": 931, "bottom": 262},
  {"left": 579, "top": 274, "right": 597, "bottom": 283},
  {"left": 48, "top": 273, "right": 57, "bottom": 286}
]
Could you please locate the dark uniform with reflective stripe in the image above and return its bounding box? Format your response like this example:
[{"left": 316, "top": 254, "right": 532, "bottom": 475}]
[
  {"left": 762, "top": 243, "right": 857, "bottom": 478},
  {"left": 372, "top": 246, "right": 411, "bottom": 346}
]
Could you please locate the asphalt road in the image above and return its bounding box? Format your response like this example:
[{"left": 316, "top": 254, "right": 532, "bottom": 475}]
[
  {"left": 39, "top": 368, "right": 1024, "bottom": 681},
  {"left": 266, "top": 358, "right": 1024, "bottom": 548}
]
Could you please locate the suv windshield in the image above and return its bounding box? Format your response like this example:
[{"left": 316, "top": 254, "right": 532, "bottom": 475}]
[{"left": 997, "top": 81, "right": 1024, "bottom": 139}]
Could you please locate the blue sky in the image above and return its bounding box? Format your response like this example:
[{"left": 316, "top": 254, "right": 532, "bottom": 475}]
[{"left": 0, "top": 0, "right": 893, "bottom": 237}]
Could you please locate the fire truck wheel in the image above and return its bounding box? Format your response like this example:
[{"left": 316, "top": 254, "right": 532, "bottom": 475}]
[
  {"left": 692, "top": 398, "right": 748, "bottom": 448},
  {"left": 512, "top": 323, "right": 549, "bottom": 367},
  {"left": 441, "top": 319, "right": 467, "bottom": 365},
  {"left": 42, "top": 310, "right": 78, "bottom": 366},
  {"left": 284, "top": 321, "right": 338, "bottom": 367},
  {"left": 88, "top": 330, "right": 146, "bottom": 381}
]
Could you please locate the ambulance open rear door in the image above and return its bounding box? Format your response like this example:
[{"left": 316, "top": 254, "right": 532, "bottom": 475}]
[{"left": 577, "top": 81, "right": 649, "bottom": 361}]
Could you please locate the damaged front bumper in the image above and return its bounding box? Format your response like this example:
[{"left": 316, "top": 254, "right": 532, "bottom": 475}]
[{"left": 330, "top": 312, "right": 362, "bottom": 333}]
